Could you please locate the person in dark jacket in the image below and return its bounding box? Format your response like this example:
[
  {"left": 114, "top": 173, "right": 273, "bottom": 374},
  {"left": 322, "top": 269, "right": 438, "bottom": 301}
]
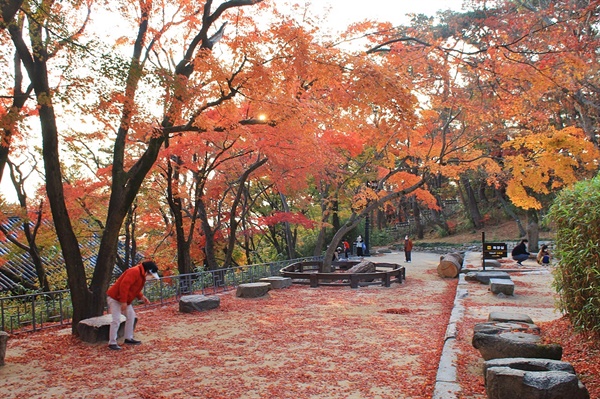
[
  {"left": 106, "top": 260, "right": 160, "bottom": 350},
  {"left": 511, "top": 239, "right": 530, "bottom": 266}
]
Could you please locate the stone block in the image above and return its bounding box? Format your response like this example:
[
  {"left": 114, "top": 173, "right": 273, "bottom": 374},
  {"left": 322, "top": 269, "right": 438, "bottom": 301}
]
[
  {"left": 77, "top": 314, "right": 134, "bottom": 344},
  {"left": 488, "top": 311, "right": 534, "bottom": 324},
  {"left": 236, "top": 282, "right": 271, "bottom": 298},
  {"left": 179, "top": 295, "right": 220, "bottom": 313},
  {"left": 259, "top": 276, "right": 292, "bottom": 289},
  {"left": 474, "top": 321, "right": 540, "bottom": 335},
  {"left": 490, "top": 278, "right": 515, "bottom": 296},
  {"left": 0, "top": 331, "right": 8, "bottom": 366},
  {"left": 484, "top": 358, "right": 589, "bottom": 399},
  {"left": 472, "top": 331, "right": 562, "bottom": 361},
  {"left": 468, "top": 271, "right": 511, "bottom": 284},
  {"left": 484, "top": 259, "right": 502, "bottom": 268}
]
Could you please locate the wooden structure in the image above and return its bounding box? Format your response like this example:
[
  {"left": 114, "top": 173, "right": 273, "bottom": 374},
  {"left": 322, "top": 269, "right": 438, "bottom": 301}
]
[{"left": 279, "top": 260, "right": 405, "bottom": 288}]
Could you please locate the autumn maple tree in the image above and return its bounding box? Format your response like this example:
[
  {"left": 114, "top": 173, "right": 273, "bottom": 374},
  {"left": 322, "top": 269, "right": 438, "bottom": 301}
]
[
  {"left": 2, "top": 0, "right": 600, "bottom": 340},
  {"left": 2, "top": 0, "right": 271, "bottom": 331}
]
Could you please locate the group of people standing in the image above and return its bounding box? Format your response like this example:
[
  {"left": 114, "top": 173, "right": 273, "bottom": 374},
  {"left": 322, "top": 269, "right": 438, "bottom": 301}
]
[
  {"left": 333, "top": 236, "right": 366, "bottom": 261},
  {"left": 333, "top": 234, "right": 414, "bottom": 263}
]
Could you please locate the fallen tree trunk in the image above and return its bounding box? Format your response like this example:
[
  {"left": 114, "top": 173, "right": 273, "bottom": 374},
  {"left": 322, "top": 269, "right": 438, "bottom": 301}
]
[{"left": 437, "top": 252, "right": 464, "bottom": 278}]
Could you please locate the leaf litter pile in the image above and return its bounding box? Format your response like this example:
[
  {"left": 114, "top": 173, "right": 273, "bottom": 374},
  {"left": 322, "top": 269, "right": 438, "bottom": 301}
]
[{"left": 1, "top": 272, "right": 456, "bottom": 399}]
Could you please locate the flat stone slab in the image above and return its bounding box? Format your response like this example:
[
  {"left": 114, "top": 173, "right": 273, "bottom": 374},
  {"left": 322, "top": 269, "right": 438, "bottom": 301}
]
[
  {"left": 489, "top": 311, "right": 534, "bottom": 324},
  {"left": 179, "top": 295, "right": 220, "bottom": 313},
  {"left": 484, "top": 358, "right": 590, "bottom": 399},
  {"left": 259, "top": 276, "right": 292, "bottom": 289},
  {"left": 484, "top": 259, "right": 502, "bottom": 268},
  {"left": 474, "top": 321, "right": 540, "bottom": 335},
  {"left": 77, "top": 314, "right": 133, "bottom": 344},
  {"left": 465, "top": 271, "right": 511, "bottom": 284},
  {"left": 473, "top": 331, "right": 562, "bottom": 361},
  {"left": 490, "top": 278, "right": 515, "bottom": 295},
  {"left": 236, "top": 282, "right": 271, "bottom": 298},
  {"left": 0, "top": 331, "right": 8, "bottom": 366}
]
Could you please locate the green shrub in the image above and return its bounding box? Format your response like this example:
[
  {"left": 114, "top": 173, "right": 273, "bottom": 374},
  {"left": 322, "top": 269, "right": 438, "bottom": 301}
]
[{"left": 547, "top": 175, "right": 600, "bottom": 336}]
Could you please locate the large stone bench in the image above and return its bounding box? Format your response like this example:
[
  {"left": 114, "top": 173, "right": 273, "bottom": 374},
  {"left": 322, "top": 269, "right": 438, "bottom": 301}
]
[
  {"left": 179, "top": 295, "right": 220, "bottom": 313},
  {"left": 259, "top": 276, "right": 292, "bottom": 289},
  {"left": 77, "top": 314, "right": 134, "bottom": 344},
  {"left": 473, "top": 330, "right": 562, "bottom": 361},
  {"left": 484, "top": 358, "right": 590, "bottom": 399},
  {"left": 236, "top": 282, "right": 270, "bottom": 298},
  {"left": 0, "top": 331, "right": 8, "bottom": 366}
]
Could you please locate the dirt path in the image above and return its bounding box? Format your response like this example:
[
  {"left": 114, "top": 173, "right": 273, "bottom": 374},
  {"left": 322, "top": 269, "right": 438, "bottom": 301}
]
[{"left": 0, "top": 251, "right": 560, "bottom": 399}]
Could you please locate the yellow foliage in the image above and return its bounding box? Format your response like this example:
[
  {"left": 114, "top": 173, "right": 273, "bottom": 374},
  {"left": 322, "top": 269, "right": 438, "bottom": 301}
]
[{"left": 501, "top": 127, "right": 600, "bottom": 210}]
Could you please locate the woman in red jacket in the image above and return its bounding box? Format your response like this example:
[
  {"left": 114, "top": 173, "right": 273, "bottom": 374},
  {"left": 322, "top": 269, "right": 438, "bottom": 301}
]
[{"left": 106, "top": 260, "right": 160, "bottom": 350}]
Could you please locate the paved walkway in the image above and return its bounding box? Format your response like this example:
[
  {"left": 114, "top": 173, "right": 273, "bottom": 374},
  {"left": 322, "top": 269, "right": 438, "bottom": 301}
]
[{"left": 365, "top": 249, "right": 559, "bottom": 399}]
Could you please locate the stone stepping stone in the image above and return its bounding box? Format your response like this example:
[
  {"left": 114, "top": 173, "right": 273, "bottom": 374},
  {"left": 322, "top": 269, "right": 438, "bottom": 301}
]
[
  {"left": 489, "top": 311, "right": 534, "bottom": 324},
  {"left": 484, "top": 357, "right": 590, "bottom": 399},
  {"left": 474, "top": 321, "right": 540, "bottom": 335},
  {"left": 179, "top": 295, "right": 220, "bottom": 313},
  {"left": 465, "top": 271, "right": 510, "bottom": 284},
  {"left": 236, "top": 282, "right": 270, "bottom": 298},
  {"left": 490, "top": 278, "right": 515, "bottom": 296},
  {"left": 472, "top": 331, "right": 562, "bottom": 361},
  {"left": 77, "top": 314, "right": 134, "bottom": 344},
  {"left": 484, "top": 259, "right": 502, "bottom": 268},
  {"left": 259, "top": 276, "right": 292, "bottom": 289}
]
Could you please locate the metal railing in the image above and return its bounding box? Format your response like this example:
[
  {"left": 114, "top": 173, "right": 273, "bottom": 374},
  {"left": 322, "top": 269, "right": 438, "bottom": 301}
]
[{"left": 0, "top": 257, "right": 320, "bottom": 334}]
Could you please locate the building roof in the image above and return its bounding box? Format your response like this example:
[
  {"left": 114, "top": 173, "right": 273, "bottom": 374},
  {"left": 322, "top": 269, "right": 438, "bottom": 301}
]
[{"left": 0, "top": 216, "right": 139, "bottom": 292}]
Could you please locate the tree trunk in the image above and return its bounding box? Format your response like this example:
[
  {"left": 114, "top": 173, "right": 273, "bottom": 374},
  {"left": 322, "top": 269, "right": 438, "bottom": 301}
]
[
  {"left": 526, "top": 210, "right": 540, "bottom": 252},
  {"left": 460, "top": 175, "right": 483, "bottom": 229},
  {"left": 323, "top": 179, "right": 426, "bottom": 272},
  {"left": 437, "top": 252, "right": 464, "bottom": 278},
  {"left": 198, "top": 197, "right": 219, "bottom": 270},
  {"left": 280, "top": 193, "right": 296, "bottom": 259},
  {"left": 494, "top": 188, "right": 527, "bottom": 237},
  {"left": 413, "top": 200, "right": 424, "bottom": 239}
]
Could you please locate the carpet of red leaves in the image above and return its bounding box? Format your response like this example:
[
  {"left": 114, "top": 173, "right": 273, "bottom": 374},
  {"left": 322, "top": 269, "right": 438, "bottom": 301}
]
[
  {"left": 540, "top": 316, "right": 600, "bottom": 398},
  {"left": 2, "top": 253, "right": 598, "bottom": 399},
  {"left": 454, "top": 269, "right": 599, "bottom": 399},
  {"left": 0, "top": 268, "right": 457, "bottom": 399}
]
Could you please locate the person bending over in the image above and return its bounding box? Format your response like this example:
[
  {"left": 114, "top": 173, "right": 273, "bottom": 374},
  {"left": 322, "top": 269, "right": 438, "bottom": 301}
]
[{"left": 106, "top": 260, "right": 160, "bottom": 350}]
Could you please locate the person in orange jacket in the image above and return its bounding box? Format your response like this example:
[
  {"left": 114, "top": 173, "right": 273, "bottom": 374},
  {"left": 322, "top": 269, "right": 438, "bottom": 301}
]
[
  {"left": 404, "top": 235, "right": 413, "bottom": 263},
  {"left": 106, "top": 260, "right": 160, "bottom": 350}
]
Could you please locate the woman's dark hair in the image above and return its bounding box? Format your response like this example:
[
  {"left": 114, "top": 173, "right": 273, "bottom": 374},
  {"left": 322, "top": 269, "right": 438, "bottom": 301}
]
[{"left": 142, "top": 260, "right": 158, "bottom": 273}]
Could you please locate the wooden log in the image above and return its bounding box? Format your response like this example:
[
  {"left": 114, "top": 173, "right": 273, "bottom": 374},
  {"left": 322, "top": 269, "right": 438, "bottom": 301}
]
[{"left": 437, "top": 252, "right": 464, "bottom": 278}]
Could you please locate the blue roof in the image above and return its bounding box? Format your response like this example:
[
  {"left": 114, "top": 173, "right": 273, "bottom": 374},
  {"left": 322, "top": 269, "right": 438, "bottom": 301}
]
[{"left": 0, "top": 216, "right": 141, "bottom": 292}]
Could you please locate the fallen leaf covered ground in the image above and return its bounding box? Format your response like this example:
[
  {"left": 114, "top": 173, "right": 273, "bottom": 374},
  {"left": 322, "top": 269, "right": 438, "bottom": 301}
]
[
  {"left": 1, "top": 251, "right": 598, "bottom": 399},
  {"left": 1, "top": 252, "right": 455, "bottom": 399}
]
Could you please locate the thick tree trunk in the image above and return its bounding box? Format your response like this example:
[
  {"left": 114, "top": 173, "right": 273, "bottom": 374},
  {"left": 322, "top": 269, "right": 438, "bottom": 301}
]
[
  {"left": 494, "top": 188, "right": 527, "bottom": 237},
  {"left": 198, "top": 198, "right": 219, "bottom": 270},
  {"left": 460, "top": 175, "right": 483, "bottom": 229},
  {"left": 413, "top": 200, "right": 424, "bottom": 239}
]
